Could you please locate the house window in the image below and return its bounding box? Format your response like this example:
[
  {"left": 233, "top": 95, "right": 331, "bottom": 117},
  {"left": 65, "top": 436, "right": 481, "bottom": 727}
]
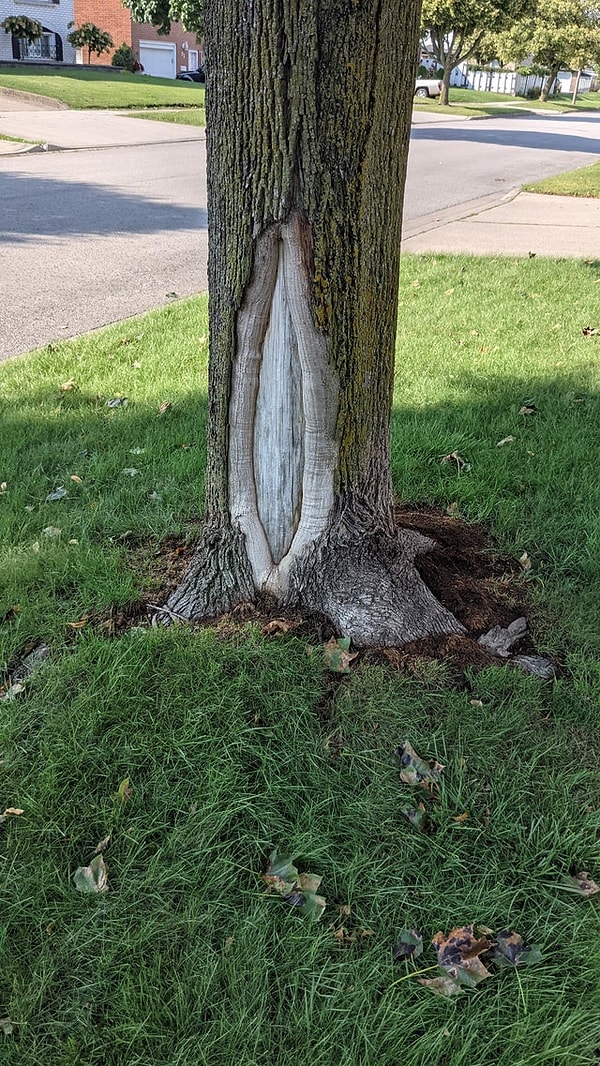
[{"left": 13, "top": 30, "right": 63, "bottom": 61}]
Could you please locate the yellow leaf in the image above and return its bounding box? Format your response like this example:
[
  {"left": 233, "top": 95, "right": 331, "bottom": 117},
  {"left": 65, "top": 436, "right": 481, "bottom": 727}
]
[{"left": 70, "top": 475, "right": 83, "bottom": 484}]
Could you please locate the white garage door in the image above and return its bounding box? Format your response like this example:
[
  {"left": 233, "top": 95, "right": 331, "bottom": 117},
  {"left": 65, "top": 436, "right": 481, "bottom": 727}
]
[{"left": 139, "top": 42, "right": 176, "bottom": 79}]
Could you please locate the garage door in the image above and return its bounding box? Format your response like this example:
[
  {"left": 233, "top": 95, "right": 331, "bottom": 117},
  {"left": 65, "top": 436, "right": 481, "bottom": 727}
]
[{"left": 139, "top": 42, "right": 176, "bottom": 79}]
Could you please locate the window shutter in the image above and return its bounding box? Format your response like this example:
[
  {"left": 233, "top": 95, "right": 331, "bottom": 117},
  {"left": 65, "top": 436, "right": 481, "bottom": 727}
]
[{"left": 11, "top": 35, "right": 21, "bottom": 60}]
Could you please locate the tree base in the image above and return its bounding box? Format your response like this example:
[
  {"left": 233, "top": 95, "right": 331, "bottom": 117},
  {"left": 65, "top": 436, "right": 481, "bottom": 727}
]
[{"left": 163, "top": 516, "right": 464, "bottom": 648}]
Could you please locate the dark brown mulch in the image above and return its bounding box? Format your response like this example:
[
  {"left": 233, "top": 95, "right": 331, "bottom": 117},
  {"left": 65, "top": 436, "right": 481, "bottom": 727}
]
[{"left": 92, "top": 505, "right": 537, "bottom": 675}]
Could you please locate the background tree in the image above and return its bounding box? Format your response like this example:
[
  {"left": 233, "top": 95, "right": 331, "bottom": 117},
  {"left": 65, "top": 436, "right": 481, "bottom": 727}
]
[
  {"left": 420, "top": 0, "right": 535, "bottom": 104},
  {"left": 1, "top": 15, "right": 44, "bottom": 47},
  {"left": 492, "top": 0, "right": 600, "bottom": 101},
  {"left": 66, "top": 22, "right": 113, "bottom": 64},
  {"left": 123, "top": 0, "right": 203, "bottom": 35}
]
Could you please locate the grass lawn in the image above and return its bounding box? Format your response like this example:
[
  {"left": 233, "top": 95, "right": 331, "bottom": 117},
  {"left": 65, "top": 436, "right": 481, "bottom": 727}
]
[
  {"left": 126, "top": 107, "right": 205, "bottom": 127},
  {"left": 1, "top": 255, "right": 600, "bottom": 1064},
  {"left": 0, "top": 66, "right": 205, "bottom": 109},
  {"left": 415, "top": 89, "right": 600, "bottom": 118},
  {"left": 524, "top": 160, "right": 600, "bottom": 197}
]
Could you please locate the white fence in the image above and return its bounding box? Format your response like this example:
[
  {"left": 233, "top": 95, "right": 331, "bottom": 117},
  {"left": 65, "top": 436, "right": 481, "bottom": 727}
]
[{"left": 450, "top": 63, "right": 596, "bottom": 96}]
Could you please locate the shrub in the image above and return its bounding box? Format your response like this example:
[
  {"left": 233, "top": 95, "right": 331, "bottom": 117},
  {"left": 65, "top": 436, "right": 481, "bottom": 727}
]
[{"left": 111, "top": 43, "right": 137, "bottom": 72}]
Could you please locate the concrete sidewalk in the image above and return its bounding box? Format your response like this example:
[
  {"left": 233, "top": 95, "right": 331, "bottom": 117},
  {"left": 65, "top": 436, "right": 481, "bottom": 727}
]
[
  {"left": 401, "top": 188, "right": 600, "bottom": 259},
  {"left": 0, "top": 103, "right": 202, "bottom": 150}
]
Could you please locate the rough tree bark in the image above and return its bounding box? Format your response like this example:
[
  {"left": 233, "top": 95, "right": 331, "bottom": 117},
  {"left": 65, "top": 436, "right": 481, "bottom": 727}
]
[{"left": 166, "top": 0, "right": 464, "bottom": 647}]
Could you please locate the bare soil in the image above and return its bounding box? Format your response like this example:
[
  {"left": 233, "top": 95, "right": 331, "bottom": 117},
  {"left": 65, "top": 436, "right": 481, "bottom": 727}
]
[{"left": 94, "top": 504, "right": 540, "bottom": 678}]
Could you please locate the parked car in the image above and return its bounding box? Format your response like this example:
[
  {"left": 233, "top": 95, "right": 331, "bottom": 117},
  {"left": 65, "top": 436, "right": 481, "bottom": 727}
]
[
  {"left": 414, "top": 78, "right": 442, "bottom": 98},
  {"left": 176, "top": 68, "right": 205, "bottom": 83}
]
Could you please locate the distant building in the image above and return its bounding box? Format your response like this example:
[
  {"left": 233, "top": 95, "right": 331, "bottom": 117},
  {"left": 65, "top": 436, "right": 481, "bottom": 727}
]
[
  {"left": 0, "top": 0, "right": 76, "bottom": 63},
  {"left": 131, "top": 20, "right": 204, "bottom": 79},
  {"left": 72, "top": 0, "right": 131, "bottom": 65}
]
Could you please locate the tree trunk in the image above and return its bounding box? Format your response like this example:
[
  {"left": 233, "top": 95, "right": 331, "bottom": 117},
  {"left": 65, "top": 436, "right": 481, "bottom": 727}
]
[
  {"left": 439, "top": 53, "right": 454, "bottom": 105},
  {"left": 166, "top": 0, "right": 463, "bottom": 647},
  {"left": 540, "top": 65, "right": 559, "bottom": 102}
]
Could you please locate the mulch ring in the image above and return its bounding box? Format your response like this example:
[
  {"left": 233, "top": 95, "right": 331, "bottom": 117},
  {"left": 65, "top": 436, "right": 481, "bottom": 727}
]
[{"left": 93, "top": 504, "right": 542, "bottom": 678}]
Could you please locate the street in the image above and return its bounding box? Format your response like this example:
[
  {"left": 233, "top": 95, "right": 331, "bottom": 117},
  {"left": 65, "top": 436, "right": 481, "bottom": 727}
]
[{"left": 1, "top": 110, "right": 600, "bottom": 359}]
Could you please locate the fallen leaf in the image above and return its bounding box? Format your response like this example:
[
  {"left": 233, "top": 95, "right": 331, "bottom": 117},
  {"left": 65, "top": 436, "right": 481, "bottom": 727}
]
[
  {"left": 68, "top": 539, "right": 79, "bottom": 545},
  {"left": 392, "top": 928, "right": 423, "bottom": 961},
  {"left": 158, "top": 401, "right": 172, "bottom": 415},
  {"left": 114, "top": 777, "right": 133, "bottom": 803},
  {"left": 432, "top": 926, "right": 493, "bottom": 987},
  {"left": 0, "top": 482, "right": 7, "bottom": 492},
  {"left": 470, "top": 698, "right": 483, "bottom": 707},
  {"left": 0, "top": 807, "right": 24, "bottom": 823},
  {"left": 0, "top": 1017, "right": 15, "bottom": 1035},
  {"left": 262, "top": 850, "right": 326, "bottom": 921},
  {"left": 496, "top": 436, "right": 515, "bottom": 447},
  {"left": 561, "top": 871, "right": 600, "bottom": 897},
  {"left": 0, "top": 605, "right": 20, "bottom": 624},
  {"left": 42, "top": 526, "right": 61, "bottom": 538},
  {"left": 73, "top": 854, "right": 108, "bottom": 894},
  {"left": 106, "top": 397, "right": 128, "bottom": 408},
  {"left": 451, "top": 812, "right": 469, "bottom": 824},
  {"left": 322, "top": 637, "right": 358, "bottom": 674},
  {"left": 582, "top": 326, "right": 598, "bottom": 336},
  {"left": 70, "top": 475, "right": 83, "bottom": 484},
  {"left": 440, "top": 451, "right": 471, "bottom": 474},
  {"left": 0, "top": 683, "right": 25, "bottom": 702},
  {"left": 393, "top": 741, "right": 444, "bottom": 791},
  {"left": 68, "top": 617, "right": 88, "bottom": 630},
  {"left": 148, "top": 492, "right": 161, "bottom": 501},
  {"left": 446, "top": 501, "right": 459, "bottom": 515},
  {"left": 166, "top": 291, "right": 178, "bottom": 299},
  {"left": 519, "top": 552, "right": 532, "bottom": 571},
  {"left": 401, "top": 803, "right": 431, "bottom": 833},
  {"left": 519, "top": 400, "right": 537, "bottom": 416},
  {"left": 492, "top": 930, "right": 542, "bottom": 966},
  {"left": 132, "top": 360, "right": 142, "bottom": 369},
  {"left": 444, "top": 287, "right": 455, "bottom": 295},
  {"left": 419, "top": 973, "right": 463, "bottom": 998},
  {"left": 46, "top": 487, "right": 67, "bottom": 502},
  {"left": 263, "top": 618, "right": 296, "bottom": 636},
  {"left": 24, "top": 505, "right": 35, "bottom": 512},
  {"left": 59, "top": 379, "right": 76, "bottom": 392},
  {"left": 122, "top": 468, "right": 139, "bottom": 477},
  {"left": 94, "top": 833, "right": 111, "bottom": 854}
]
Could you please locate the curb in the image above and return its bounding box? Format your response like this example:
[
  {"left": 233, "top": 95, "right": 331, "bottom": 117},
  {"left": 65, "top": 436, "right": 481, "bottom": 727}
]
[
  {"left": 402, "top": 187, "right": 521, "bottom": 242},
  {"left": 0, "top": 87, "right": 69, "bottom": 110}
]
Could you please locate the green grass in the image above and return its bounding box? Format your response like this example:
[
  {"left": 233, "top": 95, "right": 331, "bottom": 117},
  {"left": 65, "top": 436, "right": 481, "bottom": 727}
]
[
  {"left": 1, "top": 256, "right": 600, "bottom": 1064},
  {"left": 0, "top": 66, "right": 205, "bottom": 109},
  {"left": 126, "top": 107, "right": 205, "bottom": 127},
  {"left": 415, "top": 89, "right": 600, "bottom": 118},
  {"left": 524, "top": 160, "right": 600, "bottom": 198}
]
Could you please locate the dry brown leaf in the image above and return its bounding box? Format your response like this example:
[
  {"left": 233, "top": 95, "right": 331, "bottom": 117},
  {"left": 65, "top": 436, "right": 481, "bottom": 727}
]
[
  {"left": 0, "top": 807, "right": 24, "bottom": 823},
  {"left": 519, "top": 552, "right": 532, "bottom": 572},
  {"left": 70, "top": 475, "right": 83, "bottom": 484},
  {"left": 451, "top": 812, "right": 469, "bottom": 824},
  {"left": 263, "top": 618, "right": 296, "bottom": 636},
  {"left": 159, "top": 401, "right": 172, "bottom": 415},
  {"left": 562, "top": 871, "right": 600, "bottom": 897},
  {"left": 94, "top": 834, "right": 111, "bottom": 854},
  {"left": 68, "top": 617, "right": 88, "bottom": 630},
  {"left": 59, "top": 379, "right": 76, "bottom": 392},
  {"left": 496, "top": 436, "right": 515, "bottom": 447}
]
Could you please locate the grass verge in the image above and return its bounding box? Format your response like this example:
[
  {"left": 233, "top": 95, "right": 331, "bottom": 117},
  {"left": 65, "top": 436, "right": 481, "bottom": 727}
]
[
  {"left": 0, "top": 67, "right": 205, "bottom": 109},
  {"left": 524, "top": 160, "right": 600, "bottom": 197},
  {"left": 414, "top": 89, "right": 600, "bottom": 118},
  {"left": 125, "top": 107, "right": 205, "bottom": 127},
  {"left": 1, "top": 256, "right": 599, "bottom": 1064}
]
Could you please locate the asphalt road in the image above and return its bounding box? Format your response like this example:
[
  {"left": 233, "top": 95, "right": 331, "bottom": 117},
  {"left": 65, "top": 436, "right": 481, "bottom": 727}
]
[{"left": 1, "top": 110, "right": 599, "bottom": 360}]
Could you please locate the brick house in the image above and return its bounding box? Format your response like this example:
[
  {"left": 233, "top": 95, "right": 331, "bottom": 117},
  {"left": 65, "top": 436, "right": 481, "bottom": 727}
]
[
  {"left": 131, "top": 20, "right": 203, "bottom": 78},
  {"left": 71, "top": 0, "right": 130, "bottom": 64},
  {"left": 0, "top": 0, "right": 77, "bottom": 63}
]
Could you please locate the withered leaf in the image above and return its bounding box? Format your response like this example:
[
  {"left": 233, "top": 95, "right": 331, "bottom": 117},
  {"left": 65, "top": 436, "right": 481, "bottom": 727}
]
[
  {"left": 70, "top": 474, "right": 83, "bottom": 484},
  {"left": 0, "top": 807, "right": 24, "bottom": 823},
  {"left": 59, "top": 379, "right": 76, "bottom": 392},
  {"left": 94, "top": 834, "right": 111, "bottom": 854},
  {"left": 561, "top": 871, "right": 600, "bottom": 897},
  {"left": 582, "top": 326, "right": 598, "bottom": 336},
  {"left": 393, "top": 741, "right": 444, "bottom": 791},
  {"left": 440, "top": 450, "right": 471, "bottom": 473},
  {"left": 322, "top": 637, "right": 358, "bottom": 674},
  {"left": 496, "top": 436, "right": 515, "bottom": 447},
  {"left": 73, "top": 854, "right": 108, "bottom": 894},
  {"left": 419, "top": 973, "right": 463, "bottom": 998},
  {"left": 158, "top": 401, "right": 172, "bottom": 415},
  {"left": 451, "top": 811, "right": 469, "bottom": 824},
  {"left": 519, "top": 551, "right": 532, "bottom": 571},
  {"left": 392, "top": 928, "right": 423, "bottom": 961},
  {"left": 493, "top": 930, "right": 542, "bottom": 966},
  {"left": 262, "top": 850, "right": 326, "bottom": 921},
  {"left": 263, "top": 618, "right": 296, "bottom": 636},
  {"left": 400, "top": 803, "right": 431, "bottom": 833},
  {"left": 0, "top": 1017, "right": 15, "bottom": 1035},
  {"left": 433, "top": 926, "right": 493, "bottom": 987},
  {"left": 519, "top": 401, "right": 537, "bottom": 416}
]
